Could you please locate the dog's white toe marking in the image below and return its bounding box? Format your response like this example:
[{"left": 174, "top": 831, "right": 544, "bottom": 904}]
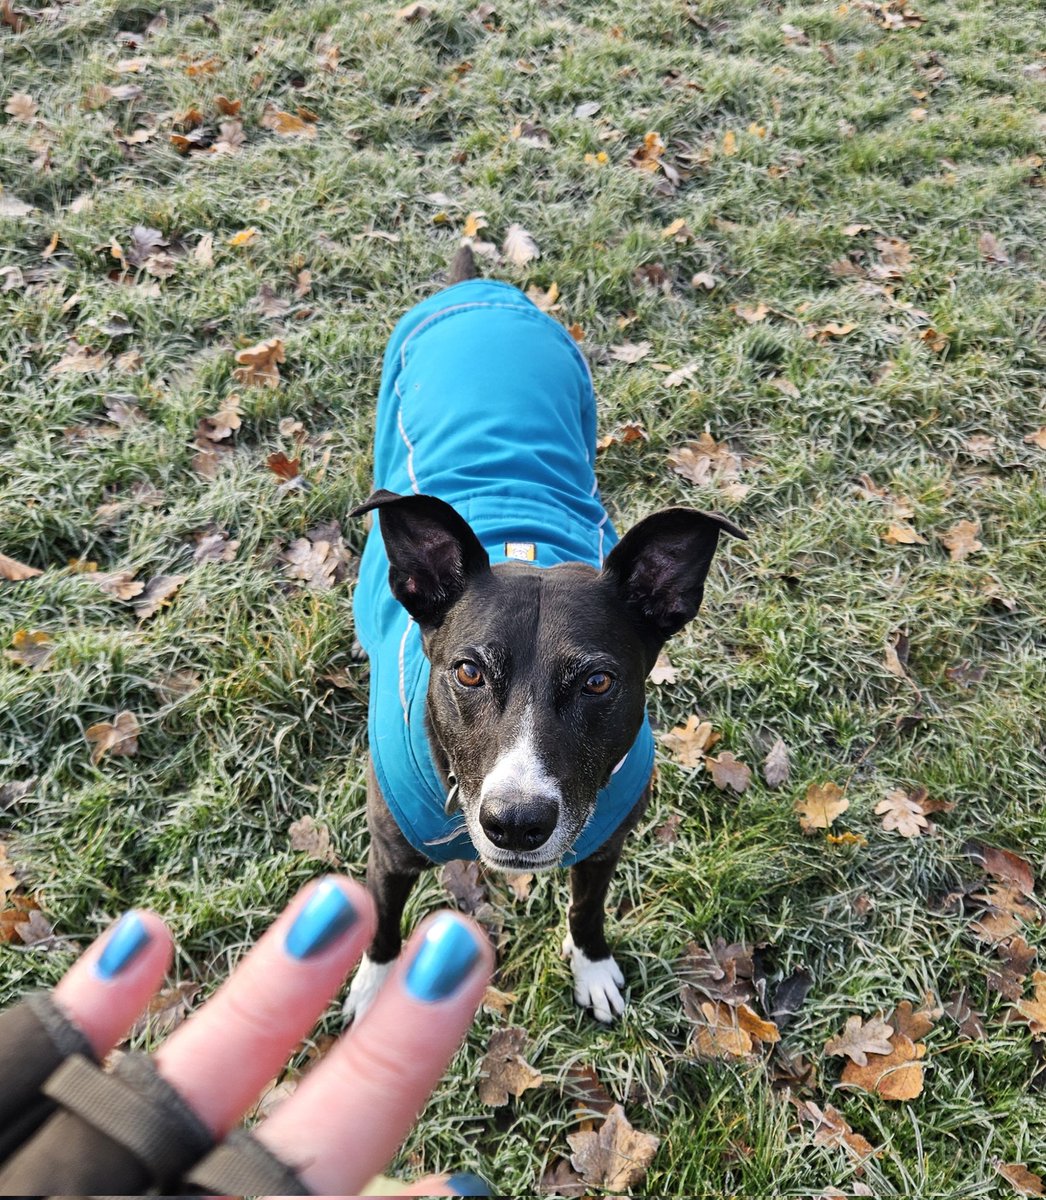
[
  {"left": 562, "top": 934, "right": 626, "bottom": 1023},
  {"left": 342, "top": 954, "right": 393, "bottom": 1023}
]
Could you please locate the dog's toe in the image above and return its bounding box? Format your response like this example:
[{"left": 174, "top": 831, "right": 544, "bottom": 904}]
[
  {"left": 563, "top": 935, "right": 626, "bottom": 1022},
  {"left": 342, "top": 954, "right": 394, "bottom": 1023}
]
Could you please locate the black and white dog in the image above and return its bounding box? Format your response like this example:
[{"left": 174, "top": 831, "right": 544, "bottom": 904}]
[{"left": 344, "top": 248, "right": 744, "bottom": 1022}]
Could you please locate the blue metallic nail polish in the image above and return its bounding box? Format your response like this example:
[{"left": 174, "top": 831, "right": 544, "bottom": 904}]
[
  {"left": 95, "top": 912, "right": 151, "bottom": 980},
  {"left": 284, "top": 879, "right": 358, "bottom": 959},
  {"left": 445, "top": 1171, "right": 492, "bottom": 1196},
  {"left": 404, "top": 913, "right": 481, "bottom": 1003}
]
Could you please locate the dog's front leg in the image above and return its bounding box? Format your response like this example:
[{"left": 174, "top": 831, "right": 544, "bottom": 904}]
[
  {"left": 562, "top": 784, "right": 651, "bottom": 1023},
  {"left": 562, "top": 848, "right": 627, "bottom": 1024},
  {"left": 343, "top": 760, "right": 427, "bottom": 1022}
]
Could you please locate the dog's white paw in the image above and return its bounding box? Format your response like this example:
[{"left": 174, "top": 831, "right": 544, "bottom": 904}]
[
  {"left": 562, "top": 933, "right": 626, "bottom": 1023},
  {"left": 342, "top": 954, "right": 394, "bottom": 1023}
]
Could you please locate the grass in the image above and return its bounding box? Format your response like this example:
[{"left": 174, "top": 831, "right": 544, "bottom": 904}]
[{"left": 2, "top": 0, "right": 1045, "bottom": 1193}]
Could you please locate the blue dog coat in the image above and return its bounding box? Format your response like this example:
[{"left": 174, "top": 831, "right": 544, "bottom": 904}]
[{"left": 353, "top": 279, "right": 655, "bottom": 864}]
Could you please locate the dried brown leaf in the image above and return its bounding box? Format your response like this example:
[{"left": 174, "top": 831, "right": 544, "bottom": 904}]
[
  {"left": 85, "top": 710, "right": 140, "bottom": 764},
  {"left": 95, "top": 570, "right": 145, "bottom": 601},
  {"left": 795, "top": 781, "right": 848, "bottom": 833},
  {"left": 705, "top": 751, "right": 752, "bottom": 794},
  {"left": 659, "top": 715, "right": 719, "bottom": 768},
  {"left": 567, "top": 1104, "right": 659, "bottom": 1191},
  {"left": 996, "top": 1163, "right": 1045, "bottom": 1198},
  {"left": 134, "top": 575, "right": 186, "bottom": 620},
  {"left": 875, "top": 787, "right": 929, "bottom": 837},
  {"left": 0, "top": 552, "right": 42, "bottom": 581},
  {"left": 940, "top": 518, "right": 984, "bottom": 562},
  {"left": 648, "top": 652, "right": 676, "bottom": 685},
  {"left": 824, "top": 1014, "right": 895, "bottom": 1066},
  {"left": 288, "top": 815, "right": 339, "bottom": 865},
  {"left": 233, "top": 337, "right": 285, "bottom": 388},
  {"left": 5, "top": 630, "right": 53, "bottom": 671},
  {"left": 840, "top": 1031, "right": 926, "bottom": 1100},
  {"left": 260, "top": 105, "right": 316, "bottom": 138},
  {"left": 478, "top": 1026, "right": 543, "bottom": 1105},
  {"left": 762, "top": 737, "right": 790, "bottom": 788},
  {"left": 882, "top": 522, "right": 927, "bottom": 545}
]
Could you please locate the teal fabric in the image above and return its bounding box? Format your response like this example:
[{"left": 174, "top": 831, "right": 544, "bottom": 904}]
[{"left": 354, "top": 279, "right": 655, "bottom": 865}]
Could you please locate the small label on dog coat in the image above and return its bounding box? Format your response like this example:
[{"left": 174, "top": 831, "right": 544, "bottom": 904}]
[{"left": 505, "top": 542, "right": 536, "bottom": 561}]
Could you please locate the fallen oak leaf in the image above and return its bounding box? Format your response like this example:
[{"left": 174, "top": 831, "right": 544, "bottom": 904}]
[
  {"left": 1023, "top": 427, "right": 1046, "bottom": 450},
  {"left": 875, "top": 787, "right": 929, "bottom": 837},
  {"left": 996, "top": 1162, "right": 1045, "bottom": 1198},
  {"left": 705, "top": 751, "right": 752, "bottom": 794},
  {"left": 288, "top": 815, "right": 339, "bottom": 865},
  {"left": 609, "top": 341, "right": 651, "bottom": 365},
  {"left": 648, "top": 652, "right": 676, "bottom": 685},
  {"left": 567, "top": 1104, "right": 659, "bottom": 1192},
  {"left": 840, "top": 1031, "right": 926, "bottom": 1101},
  {"left": 964, "top": 842, "right": 1036, "bottom": 898},
  {"left": 794, "top": 1099, "right": 876, "bottom": 1159},
  {"left": 882, "top": 522, "right": 928, "bottom": 545},
  {"left": 824, "top": 1014, "right": 895, "bottom": 1066},
  {"left": 890, "top": 996, "right": 942, "bottom": 1041},
  {"left": 85, "top": 710, "right": 140, "bottom": 764},
  {"left": 0, "top": 552, "right": 42, "bottom": 581},
  {"left": 267, "top": 452, "right": 308, "bottom": 492},
  {"left": 1007, "top": 970, "right": 1046, "bottom": 1037},
  {"left": 686, "top": 998, "right": 777, "bottom": 1056},
  {"left": 795, "top": 781, "right": 848, "bottom": 833},
  {"left": 660, "top": 715, "right": 720, "bottom": 768},
  {"left": 193, "top": 531, "right": 238, "bottom": 564},
  {"left": 134, "top": 575, "right": 186, "bottom": 620},
  {"left": 940, "top": 518, "right": 984, "bottom": 562},
  {"left": 477, "top": 1026, "right": 543, "bottom": 1106},
  {"left": 95, "top": 569, "right": 145, "bottom": 600},
  {"left": 128, "top": 980, "right": 200, "bottom": 1042},
  {"left": 233, "top": 338, "right": 285, "bottom": 388},
  {"left": 260, "top": 104, "right": 316, "bottom": 138},
  {"left": 5, "top": 630, "right": 54, "bottom": 671}
]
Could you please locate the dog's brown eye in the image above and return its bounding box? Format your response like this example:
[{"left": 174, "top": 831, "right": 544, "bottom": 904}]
[
  {"left": 582, "top": 671, "right": 614, "bottom": 696},
  {"left": 455, "top": 661, "right": 485, "bottom": 688}
]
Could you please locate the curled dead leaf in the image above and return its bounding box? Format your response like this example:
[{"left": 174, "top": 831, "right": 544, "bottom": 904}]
[
  {"left": 134, "top": 575, "right": 186, "bottom": 620},
  {"left": 85, "top": 710, "right": 140, "bottom": 764}
]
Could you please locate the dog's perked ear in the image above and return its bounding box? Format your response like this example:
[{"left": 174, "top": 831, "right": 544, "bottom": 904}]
[
  {"left": 350, "top": 489, "right": 491, "bottom": 629},
  {"left": 601, "top": 507, "right": 747, "bottom": 648}
]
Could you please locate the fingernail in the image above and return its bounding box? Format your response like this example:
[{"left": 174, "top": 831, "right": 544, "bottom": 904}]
[
  {"left": 285, "top": 879, "right": 359, "bottom": 959},
  {"left": 445, "top": 1171, "right": 492, "bottom": 1196},
  {"left": 404, "top": 913, "right": 481, "bottom": 1003},
  {"left": 95, "top": 911, "right": 151, "bottom": 980}
]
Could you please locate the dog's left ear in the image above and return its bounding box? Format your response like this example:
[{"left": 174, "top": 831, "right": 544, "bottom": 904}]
[
  {"left": 350, "top": 489, "right": 491, "bottom": 629},
  {"left": 601, "top": 507, "right": 747, "bottom": 647}
]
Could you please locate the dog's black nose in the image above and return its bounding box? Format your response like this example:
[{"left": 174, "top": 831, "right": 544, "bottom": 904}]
[{"left": 479, "top": 795, "right": 557, "bottom": 852}]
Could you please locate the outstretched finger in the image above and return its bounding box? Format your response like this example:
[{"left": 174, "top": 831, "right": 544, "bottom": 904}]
[
  {"left": 256, "top": 910, "right": 493, "bottom": 1196},
  {"left": 153, "top": 876, "right": 376, "bottom": 1138},
  {"left": 53, "top": 910, "right": 174, "bottom": 1057}
]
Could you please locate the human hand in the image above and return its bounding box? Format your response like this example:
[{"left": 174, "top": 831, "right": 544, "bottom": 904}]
[{"left": 0, "top": 877, "right": 494, "bottom": 1196}]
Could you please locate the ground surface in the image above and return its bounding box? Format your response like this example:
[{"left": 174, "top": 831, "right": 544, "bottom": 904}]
[{"left": 1, "top": 0, "right": 1044, "bottom": 1194}]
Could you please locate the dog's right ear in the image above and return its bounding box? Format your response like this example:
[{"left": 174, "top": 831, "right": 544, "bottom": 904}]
[{"left": 350, "top": 489, "right": 490, "bottom": 629}]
